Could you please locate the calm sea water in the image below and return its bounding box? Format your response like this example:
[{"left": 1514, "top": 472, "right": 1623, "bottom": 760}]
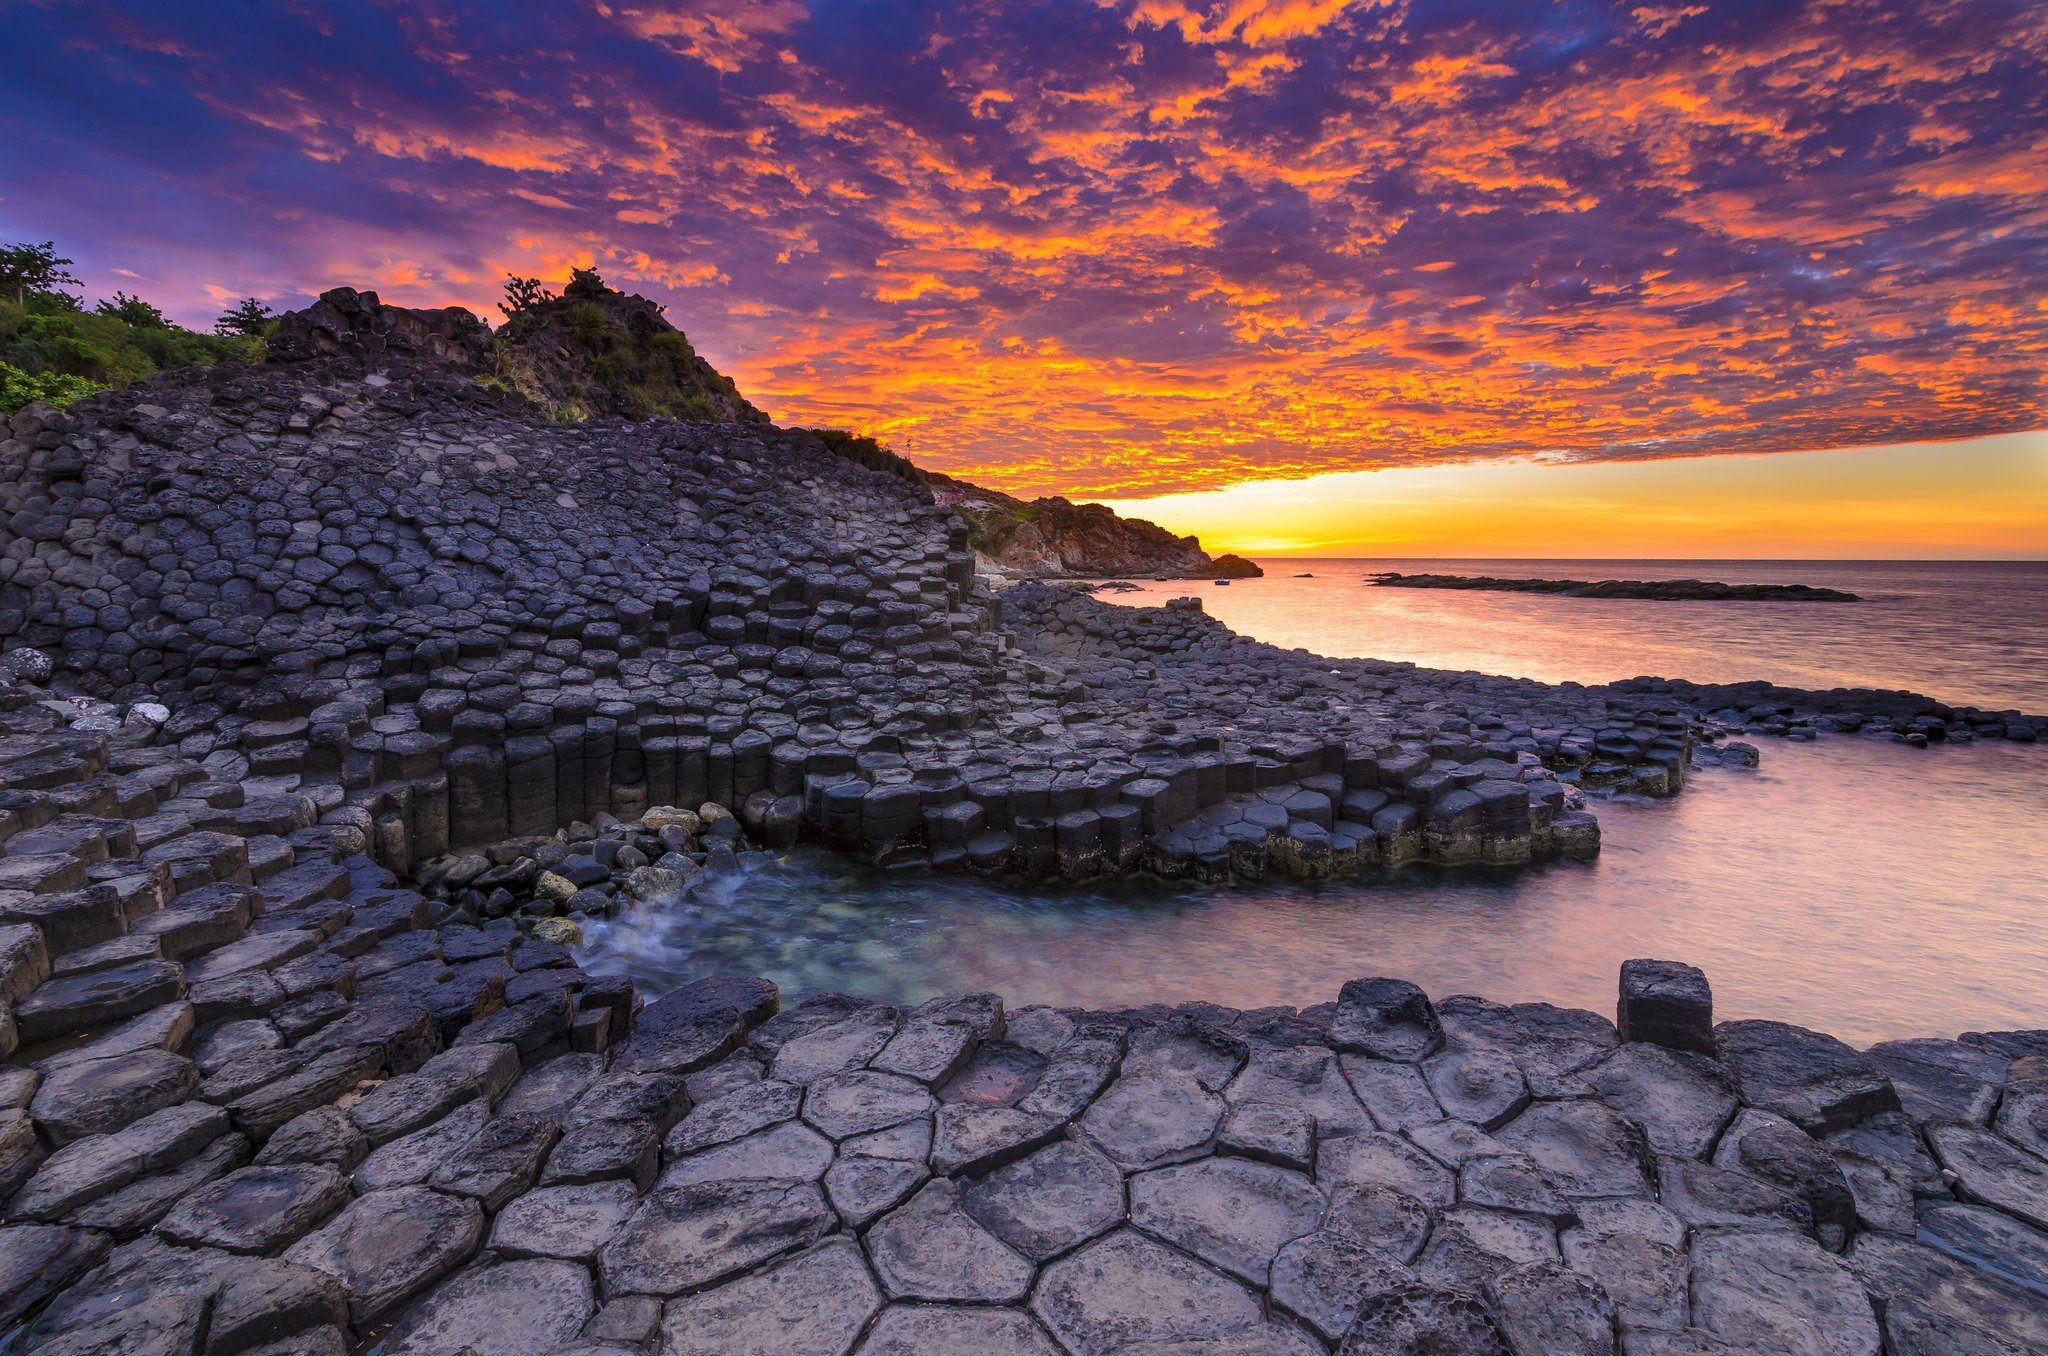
[
  {"left": 582, "top": 560, "right": 2048, "bottom": 1043},
  {"left": 1096, "top": 559, "right": 2048, "bottom": 712}
]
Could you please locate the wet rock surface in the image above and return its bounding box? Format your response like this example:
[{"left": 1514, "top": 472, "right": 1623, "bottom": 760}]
[{"left": 1, "top": 295, "right": 2044, "bottom": 1349}]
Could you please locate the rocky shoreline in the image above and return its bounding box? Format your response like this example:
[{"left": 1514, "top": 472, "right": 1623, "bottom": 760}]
[
  {"left": 1, "top": 713, "right": 2044, "bottom": 1352},
  {"left": 1, "top": 287, "right": 2045, "bottom": 1350},
  {"left": 1370, "top": 574, "right": 1862, "bottom": 603}
]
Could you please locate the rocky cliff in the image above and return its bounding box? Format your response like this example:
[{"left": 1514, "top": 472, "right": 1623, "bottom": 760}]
[
  {"left": 927, "top": 473, "right": 1262, "bottom": 580},
  {"left": 276, "top": 283, "right": 1249, "bottom": 580},
  {"left": 491, "top": 273, "right": 767, "bottom": 425},
  {"left": 271, "top": 275, "right": 765, "bottom": 427},
  {"left": 799, "top": 429, "right": 1260, "bottom": 580}
]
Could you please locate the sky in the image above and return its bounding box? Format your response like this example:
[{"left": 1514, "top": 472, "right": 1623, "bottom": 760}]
[
  {"left": 1100, "top": 428, "right": 2048, "bottom": 557},
  {"left": 1, "top": 0, "right": 2044, "bottom": 553}
]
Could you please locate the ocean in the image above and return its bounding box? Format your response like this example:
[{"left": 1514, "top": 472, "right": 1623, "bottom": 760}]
[
  {"left": 581, "top": 559, "right": 2048, "bottom": 1043},
  {"left": 1094, "top": 559, "right": 2048, "bottom": 713}
]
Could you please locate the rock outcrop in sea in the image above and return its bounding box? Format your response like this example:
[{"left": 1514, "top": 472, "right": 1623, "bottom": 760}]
[
  {"left": 2, "top": 286, "right": 2046, "bottom": 1351},
  {"left": 1370, "top": 573, "right": 1861, "bottom": 602}
]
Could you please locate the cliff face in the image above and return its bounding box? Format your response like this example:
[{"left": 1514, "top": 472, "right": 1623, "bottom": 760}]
[
  {"left": 927, "top": 474, "right": 1262, "bottom": 580},
  {"left": 272, "top": 284, "right": 1250, "bottom": 579}
]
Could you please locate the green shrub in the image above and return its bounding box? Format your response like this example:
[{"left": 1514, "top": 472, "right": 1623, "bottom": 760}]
[
  {"left": 0, "top": 360, "right": 105, "bottom": 415},
  {"left": 0, "top": 299, "right": 256, "bottom": 387}
]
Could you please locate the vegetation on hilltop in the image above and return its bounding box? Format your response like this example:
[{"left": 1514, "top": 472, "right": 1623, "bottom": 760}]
[
  {"left": 0, "top": 240, "right": 266, "bottom": 415},
  {"left": 489, "top": 268, "right": 765, "bottom": 424}
]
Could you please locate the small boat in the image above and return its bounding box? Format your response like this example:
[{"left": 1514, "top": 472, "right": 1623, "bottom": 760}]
[{"left": 1213, "top": 579, "right": 1231, "bottom": 585}]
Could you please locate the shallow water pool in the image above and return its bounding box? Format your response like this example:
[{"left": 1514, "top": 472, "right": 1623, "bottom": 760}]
[{"left": 580, "top": 735, "right": 2048, "bottom": 1045}]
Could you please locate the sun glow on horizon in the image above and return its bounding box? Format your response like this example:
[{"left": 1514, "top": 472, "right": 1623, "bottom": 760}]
[{"left": 1091, "top": 430, "right": 2048, "bottom": 560}]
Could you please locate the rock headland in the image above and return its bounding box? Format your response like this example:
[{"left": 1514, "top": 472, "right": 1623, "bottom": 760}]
[{"left": 1370, "top": 573, "right": 1861, "bottom": 602}]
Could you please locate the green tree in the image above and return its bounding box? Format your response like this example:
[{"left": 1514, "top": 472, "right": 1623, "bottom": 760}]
[
  {"left": 214, "top": 296, "right": 273, "bottom": 336},
  {"left": 95, "top": 291, "right": 168, "bottom": 328},
  {"left": 499, "top": 275, "right": 555, "bottom": 319},
  {"left": 0, "top": 241, "right": 80, "bottom": 307}
]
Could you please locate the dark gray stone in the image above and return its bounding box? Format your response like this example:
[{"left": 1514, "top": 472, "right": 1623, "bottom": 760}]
[{"left": 1617, "top": 959, "right": 1714, "bottom": 1056}]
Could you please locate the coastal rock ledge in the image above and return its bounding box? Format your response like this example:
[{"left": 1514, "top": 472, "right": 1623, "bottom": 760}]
[{"left": 2, "top": 754, "right": 2045, "bottom": 1356}]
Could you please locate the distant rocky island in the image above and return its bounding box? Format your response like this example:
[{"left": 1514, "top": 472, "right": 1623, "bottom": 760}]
[{"left": 1370, "top": 572, "right": 1860, "bottom": 602}]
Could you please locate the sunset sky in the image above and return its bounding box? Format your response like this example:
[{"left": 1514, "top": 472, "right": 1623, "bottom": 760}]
[{"left": 2, "top": 0, "right": 2044, "bottom": 554}]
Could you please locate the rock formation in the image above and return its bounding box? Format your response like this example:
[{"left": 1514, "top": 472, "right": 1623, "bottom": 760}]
[
  {"left": 1, "top": 737, "right": 2043, "bottom": 1356},
  {"left": 0, "top": 285, "right": 2045, "bottom": 1351},
  {"left": 927, "top": 474, "right": 1263, "bottom": 580},
  {"left": 492, "top": 272, "right": 767, "bottom": 425},
  {"left": 1371, "top": 573, "right": 1860, "bottom": 602}
]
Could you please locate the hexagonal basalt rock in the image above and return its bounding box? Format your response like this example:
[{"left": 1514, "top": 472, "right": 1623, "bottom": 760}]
[
  {"left": 1562, "top": 1228, "right": 1689, "bottom": 1331},
  {"left": 1484, "top": 1259, "right": 1618, "bottom": 1355},
  {"left": 825, "top": 1149, "right": 927, "bottom": 1229},
  {"left": 1714, "top": 1021, "right": 1899, "bottom": 1134},
  {"left": 1584, "top": 1043, "right": 1737, "bottom": 1159},
  {"left": 865, "top": 1178, "right": 1036, "bottom": 1302},
  {"left": 1928, "top": 1121, "right": 2048, "bottom": 1232},
  {"left": 930, "top": 1102, "right": 1063, "bottom": 1175},
  {"left": 155, "top": 1162, "right": 351, "bottom": 1254},
  {"left": 599, "top": 1178, "right": 834, "bottom": 1297},
  {"left": 1271, "top": 1230, "right": 1419, "bottom": 1342},
  {"left": 667, "top": 1078, "right": 802, "bottom": 1155},
  {"left": 1342, "top": 1059, "right": 1441, "bottom": 1133},
  {"left": 802, "top": 1069, "right": 934, "bottom": 1140},
  {"left": 1227, "top": 1045, "right": 1374, "bottom": 1139},
  {"left": 661, "top": 1238, "right": 881, "bottom": 1356},
  {"left": 1315, "top": 1130, "right": 1454, "bottom": 1208},
  {"left": 1337, "top": 1282, "right": 1511, "bottom": 1355},
  {"left": 659, "top": 1119, "right": 834, "bottom": 1189},
  {"left": 1331, "top": 978, "right": 1444, "bottom": 1063},
  {"left": 1422, "top": 1047, "right": 1529, "bottom": 1130},
  {"left": 871, "top": 1017, "right": 980, "bottom": 1085},
  {"left": 29, "top": 1049, "right": 198, "bottom": 1144},
  {"left": 963, "top": 1139, "right": 1127, "bottom": 1262},
  {"left": 0, "top": 1224, "right": 112, "bottom": 1331},
  {"left": 377, "top": 1258, "right": 594, "bottom": 1356},
  {"left": 1218, "top": 1100, "right": 1314, "bottom": 1171},
  {"left": 1130, "top": 1156, "right": 1327, "bottom": 1285},
  {"left": 1848, "top": 1231, "right": 2048, "bottom": 1352},
  {"left": 1492, "top": 1100, "right": 1654, "bottom": 1198},
  {"left": 1032, "top": 1229, "right": 1267, "bottom": 1355},
  {"left": 283, "top": 1185, "right": 484, "bottom": 1327},
  {"left": 859, "top": 1303, "right": 1064, "bottom": 1355},
  {"left": 11, "top": 959, "right": 185, "bottom": 1045},
  {"left": 490, "top": 1180, "right": 642, "bottom": 1261},
  {"left": 768, "top": 1008, "right": 900, "bottom": 1084},
  {"left": 1690, "top": 1230, "right": 1880, "bottom": 1355},
  {"left": 1415, "top": 1206, "right": 1559, "bottom": 1289},
  {"left": 1080, "top": 1073, "right": 1224, "bottom": 1170}
]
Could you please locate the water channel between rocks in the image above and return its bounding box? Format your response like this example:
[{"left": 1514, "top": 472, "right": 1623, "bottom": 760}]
[{"left": 581, "top": 734, "right": 2048, "bottom": 1046}]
